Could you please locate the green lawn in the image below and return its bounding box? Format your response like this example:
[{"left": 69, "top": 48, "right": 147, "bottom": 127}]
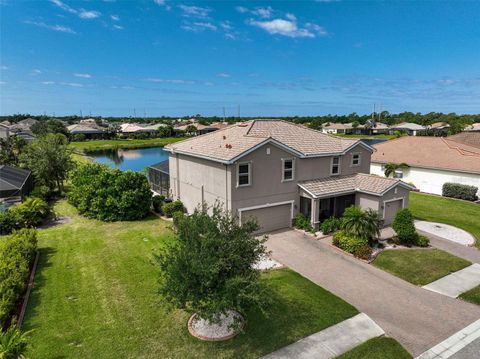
[
  {"left": 459, "top": 285, "right": 480, "bottom": 305},
  {"left": 23, "top": 201, "right": 358, "bottom": 358},
  {"left": 69, "top": 137, "right": 185, "bottom": 152},
  {"left": 336, "top": 337, "right": 412, "bottom": 359},
  {"left": 372, "top": 249, "right": 471, "bottom": 285},
  {"left": 409, "top": 192, "right": 480, "bottom": 249}
]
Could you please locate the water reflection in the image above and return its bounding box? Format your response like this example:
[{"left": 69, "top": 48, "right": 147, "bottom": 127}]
[{"left": 88, "top": 147, "right": 169, "bottom": 172}]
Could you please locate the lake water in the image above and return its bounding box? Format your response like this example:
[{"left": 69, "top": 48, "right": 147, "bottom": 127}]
[
  {"left": 88, "top": 147, "right": 169, "bottom": 172},
  {"left": 360, "top": 138, "right": 387, "bottom": 146}
]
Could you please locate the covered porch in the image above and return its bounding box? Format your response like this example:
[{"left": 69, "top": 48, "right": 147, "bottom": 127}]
[{"left": 299, "top": 193, "right": 355, "bottom": 229}]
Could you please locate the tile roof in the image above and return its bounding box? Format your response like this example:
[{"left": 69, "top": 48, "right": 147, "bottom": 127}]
[
  {"left": 372, "top": 136, "right": 480, "bottom": 174},
  {"left": 299, "top": 173, "right": 409, "bottom": 198},
  {"left": 391, "top": 122, "right": 425, "bottom": 130},
  {"left": 447, "top": 132, "right": 480, "bottom": 150},
  {"left": 165, "top": 120, "right": 366, "bottom": 163},
  {"left": 67, "top": 124, "right": 104, "bottom": 134}
]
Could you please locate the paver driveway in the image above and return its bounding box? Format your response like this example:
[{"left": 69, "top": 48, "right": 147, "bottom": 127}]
[{"left": 266, "top": 229, "right": 480, "bottom": 357}]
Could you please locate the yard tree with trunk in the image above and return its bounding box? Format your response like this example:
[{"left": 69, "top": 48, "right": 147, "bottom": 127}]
[
  {"left": 383, "top": 162, "right": 409, "bottom": 178},
  {"left": 158, "top": 204, "right": 271, "bottom": 329},
  {"left": 20, "top": 133, "right": 74, "bottom": 195}
]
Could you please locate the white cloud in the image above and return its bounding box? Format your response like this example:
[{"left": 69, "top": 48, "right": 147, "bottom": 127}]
[
  {"left": 145, "top": 78, "right": 195, "bottom": 84},
  {"left": 182, "top": 21, "right": 217, "bottom": 32},
  {"left": 31, "top": 69, "right": 42, "bottom": 75},
  {"left": 50, "top": 0, "right": 77, "bottom": 14},
  {"left": 178, "top": 5, "right": 211, "bottom": 19},
  {"left": 153, "top": 0, "right": 166, "bottom": 5},
  {"left": 79, "top": 10, "right": 101, "bottom": 19},
  {"left": 74, "top": 73, "right": 91, "bottom": 78},
  {"left": 61, "top": 82, "right": 84, "bottom": 87},
  {"left": 110, "top": 14, "right": 120, "bottom": 21},
  {"left": 235, "top": 6, "right": 248, "bottom": 13},
  {"left": 0, "top": 81, "right": 6, "bottom": 85},
  {"left": 252, "top": 6, "right": 273, "bottom": 18},
  {"left": 220, "top": 21, "right": 232, "bottom": 31},
  {"left": 41, "top": 81, "right": 55, "bottom": 85},
  {"left": 285, "top": 13, "right": 296, "bottom": 21},
  {"left": 113, "top": 24, "right": 124, "bottom": 30},
  {"left": 248, "top": 18, "right": 327, "bottom": 38},
  {"left": 24, "top": 20, "right": 76, "bottom": 34},
  {"left": 217, "top": 73, "right": 230, "bottom": 78}
]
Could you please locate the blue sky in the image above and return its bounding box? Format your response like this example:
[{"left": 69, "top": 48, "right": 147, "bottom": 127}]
[{"left": 1, "top": 0, "right": 479, "bottom": 117}]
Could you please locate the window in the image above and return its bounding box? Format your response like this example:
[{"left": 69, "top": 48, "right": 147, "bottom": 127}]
[
  {"left": 237, "top": 162, "right": 251, "bottom": 186},
  {"left": 394, "top": 170, "right": 403, "bottom": 179},
  {"left": 331, "top": 156, "right": 340, "bottom": 175},
  {"left": 351, "top": 153, "right": 361, "bottom": 166},
  {"left": 282, "top": 159, "right": 294, "bottom": 181}
]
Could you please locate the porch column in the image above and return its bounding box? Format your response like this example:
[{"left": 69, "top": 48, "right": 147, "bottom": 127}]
[{"left": 311, "top": 198, "right": 319, "bottom": 230}]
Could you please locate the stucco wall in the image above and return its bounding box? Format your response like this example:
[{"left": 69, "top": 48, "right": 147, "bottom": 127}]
[
  {"left": 371, "top": 163, "right": 480, "bottom": 196},
  {"left": 168, "top": 153, "right": 231, "bottom": 214},
  {"left": 355, "top": 193, "right": 380, "bottom": 212}
]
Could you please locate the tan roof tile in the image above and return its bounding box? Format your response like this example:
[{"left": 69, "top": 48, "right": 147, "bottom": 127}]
[{"left": 165, "top": 120, "right": 364, "bottom": 162}]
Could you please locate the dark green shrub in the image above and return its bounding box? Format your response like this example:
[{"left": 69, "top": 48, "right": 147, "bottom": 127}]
[
  {"left": 293, "top": 213, "right": 314, "bottom": 232},
  {"left": 72, "top": 133, "right": 86, "bottom": 142},
  {"left": 0, "top": 229, "right": 37, "bottom": 326},
  {"left": 341, "top": 206, "right": 381, "bottom": 241},
  {"left": 152, "top": 195, "right": 165, "bottom": 213},
  {"left": 172, "top": 211, "right": 185, "bottom": 228},
  {"left": 392, "top": 208, "right": 418, "bottom": 246},
  {"left": 30, "top": 185, "right": 52, "bottom": 200},
  {"left": 162, "top": 200, "right": 184, "bottom": 218},
  {"left": 320, "top": 217, "right": 341, "bottom": 234},
  {"left": 10, "top": 197, "right": 49, "bottom": 227},
  {"left": 68, "top": 163, "right": 152, "bottom": 221},
  {"left": 442, "top": 183, "right": 478, "bottom": 201},
  {"left": 416, "top": 235, "right": 430, "bottom": 247},
  {"left": 333, "top": 230, "right": 370, "bottom": 258},
  {"left": 0, "top": 210, "right": 21, "bottom": 235}
]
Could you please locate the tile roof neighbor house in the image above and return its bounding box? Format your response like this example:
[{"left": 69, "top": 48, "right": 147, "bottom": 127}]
[
  {"left": 321, "top": 122, "right": 353, "bottom": 134},
  {"left": 67, "top": 124, "right": 105, "bottom": 139},
  {"left": 165, "top": 120, "right": 413, "bottom": 233},
  {"left": 119, "top": 123, "right": 155, "bottom": 133},
  {"left": 390, "top": 122, "right": 425, "bottom": 136},
  {"left": 371, "top": 136, "right": 480, "bottom": 196},
  {"left": 465, "top": 123, "right": 480, "bottom": 132}
]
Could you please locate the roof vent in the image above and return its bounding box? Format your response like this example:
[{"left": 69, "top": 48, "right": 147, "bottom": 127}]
[
  {"left": 225, "top": 144, "right": 232, "bottom": 149},
  {"left": 223, "top": 135, "right": 226, "bottom": 140}
]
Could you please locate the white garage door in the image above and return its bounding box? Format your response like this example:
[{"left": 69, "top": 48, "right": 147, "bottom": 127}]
[
  {"left": 383, "top": 199, "right": 403, "bottom": 225},
  {"left": 242, "top": 204, "right": 292, "bottom": 234}
]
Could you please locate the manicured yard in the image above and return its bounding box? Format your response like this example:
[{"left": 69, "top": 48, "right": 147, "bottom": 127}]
[
  {"left": 459, "top": 285, "right": 480, "bottom": 305},
  {"left": 69, "top": 137, "right": 185, "bottom": 152},
  {"left": 373, "top": 249, "right": 471, "bottom": 285},
  {"left": 23, "top": 201, "right": 358, "bottom": 358},
  {"left": 409, "top": 192, "right": 480, "bottom": 249},
  {"left": 336, "top": 337, "right": 412, "bottom": 359}
]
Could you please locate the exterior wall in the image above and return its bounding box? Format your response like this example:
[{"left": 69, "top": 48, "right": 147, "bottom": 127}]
[
  {"left": 371, "top": 162, "right": 480, "bottom": 196},
  {"left": 168, "top": 153, "right": 231, "bottom": 214},
  {"left": 355, "top": 193, "right": 380, "bottom": 212},
  {"left": 0, "top": 125, "right": 9, "bottom": 139}
]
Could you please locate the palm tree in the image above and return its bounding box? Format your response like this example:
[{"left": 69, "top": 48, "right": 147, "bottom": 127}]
[
  {"left": 341, "top": 206, "right": 381, "bottom": 241},
  {"left": 384, "top": 162, "right": 409, "bottom": 178},
  {"left": 0, "top": 325, "right": 30, "bottom": 359}
]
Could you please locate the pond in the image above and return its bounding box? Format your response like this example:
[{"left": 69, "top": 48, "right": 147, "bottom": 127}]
[
  {"left": 88, "top": 147, "right": 169, "bottom": 172},
  {"left": 360, "top": 138, "right": 387, "bottom": 146}
]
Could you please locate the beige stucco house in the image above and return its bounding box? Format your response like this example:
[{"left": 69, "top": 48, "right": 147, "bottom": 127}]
[{"left": 164, "top": 120, "right": 413, "bottom": 233}]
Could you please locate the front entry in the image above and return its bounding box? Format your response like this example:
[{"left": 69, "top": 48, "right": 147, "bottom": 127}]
[{"left": 334, "top": 194, "right": 356, "bottom": 217}]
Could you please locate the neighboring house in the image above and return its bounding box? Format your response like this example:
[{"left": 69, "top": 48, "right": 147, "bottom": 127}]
[
  {"left": 165, "top": 120, "right": 413, "bottom": 233},
  {"left": 371, "top": 122, "right": 390, "bottom": 135},
  {"left": 448, "top": 132, "right": 480, "bottom": 149},
  {"left": 67, "top": 124, "right": 105, "bottom": 139},
  {"left": 142, "top": 123, "right": 169, "bottom": 131},
  {"left": 465, "top": 123, "right": 480, "bottom": 132},
  {"left": 0, "top": 165, "right": 33, "bottom": 200},
  {"left": 119, "top": 123, "right": 155, "bottom": 133},
  {"left": 390, "top": 122, "right": 425, "bottom": 136},
  {"left": 0, "top": 123, "right": 9, "bottom": 139},
  {"left": 321, "top": 122, "right": 352, "bottom": 134},
  {"left": 79, "top": 118, "right": 98, "bottom": 126},
  {"left": 9, "top": 118, "right": 38, "bottom": 133},
  {"left": 371, "top": 136, "right": 480, "bottom": 196}
]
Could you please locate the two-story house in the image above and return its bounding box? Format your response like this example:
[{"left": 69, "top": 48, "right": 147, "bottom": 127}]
[{"left": 164, "top": 120, "right": 413, "bottom": 233}]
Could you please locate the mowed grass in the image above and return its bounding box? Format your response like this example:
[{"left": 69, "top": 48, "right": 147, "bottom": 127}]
[
  {"left": 336, "top": 337, "right": 412, "bottom": 359},
  {"left": 409, "top": 192, "right": 480, "bottom": 249},
  {"left": 459, "top": 285, "right": 480, "bottom": 305},
  {"left": 373, "top": 249, "right": 471, "bottom": 285},
  {"left": 69, "top": 137, "right": 185, "bottom": 152},
  {"left": 24, "top": 200, "right": 358, "bottom": 359}
]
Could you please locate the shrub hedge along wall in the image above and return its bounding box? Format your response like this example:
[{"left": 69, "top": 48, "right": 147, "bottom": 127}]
[{"left": 442, "top": 183, "right": 478, "bottom": 202}]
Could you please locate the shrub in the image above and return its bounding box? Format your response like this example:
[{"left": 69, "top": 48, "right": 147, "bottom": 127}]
[
  {"left": 442, "top": 183, "right": 478, "bottom": 202},
  {"left": 0, "top": 325, "right": 30, "bottom": 359},
  {"left": 162, "top": 200, "right": 185, "bottom": 218},
  {"left": 333, "top": 230, "right": 370, "bottom": 259},
  {"left": 0, "top": 210, "right": 21, "bottom": 236},
  {"left": 172, "top": 211, "right": 185, "bottom": 229},
  {"left": 10, "top": 197, "right": 49, "bottom": 227},
  {"left": 320, "top": 217, "right": 341, "bottom": 234},
  {"left": 392, "top": 208, "right": 418, "bottom": 246},
  {"left": 72, "top": 133, "right": 86, "bottom": 142},
  {"left": 152, "top": 195, "right": 165, "bottom": 213},
  {"left": 294, "top": 213, "right": 314, "bottom": 232},
  {"left": 341, "top": 206, "right": 381, "bottom": 241},
  {"left": 68, "top": 163, "right": 152, "bottom": 221},
  {"left": 416, "top": 235, "right": 430, "bottom": 247},
  {"left": 353, "top": 245, "right": 373, "bottom": 260},
  {"left": 0, "top": 229, "right": 37, "bottom": 326},
  {"left": 30, "top": 185, "right": 52, "bottom": 200}
]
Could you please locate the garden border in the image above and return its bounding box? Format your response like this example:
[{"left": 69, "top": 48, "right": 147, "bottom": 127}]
[
  {"left": 187, "top": 312, "right": 244, "bottom": 342},
  {"left": 17, "top": 251, "right": 40, "bottom": 328}
]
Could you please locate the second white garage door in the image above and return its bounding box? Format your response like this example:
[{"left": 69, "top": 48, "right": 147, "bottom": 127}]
[{"left": 241, "top": 203, "right": 292, "bottom": 234}]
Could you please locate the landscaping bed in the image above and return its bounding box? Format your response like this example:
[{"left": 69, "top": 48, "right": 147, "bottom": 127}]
[
  {"left": 23, "top": 201, "right": 359, "bottom": 358},
  {"left": 336, "top": 337, "right": 412, "bottom": 359},
  {"left": 459, "top": 284, "right": 480, "bottom": 305},
  {"left": 372, "top": 249, "right": 471, "bottom": 285}
]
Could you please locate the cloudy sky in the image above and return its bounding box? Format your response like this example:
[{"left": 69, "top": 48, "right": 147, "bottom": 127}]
[{"left": 1, "top": 0, "right": 479, "bottom": 117}]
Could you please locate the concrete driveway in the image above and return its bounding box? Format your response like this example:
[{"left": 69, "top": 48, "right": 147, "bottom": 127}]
[{"left": 266, "top": 229, "right": 480, "bottom": 357}]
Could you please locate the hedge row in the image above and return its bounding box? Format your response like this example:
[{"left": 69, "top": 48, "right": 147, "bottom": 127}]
[
  {"left": 442, "top": 183, "right": 478, "bottom": 202},
  {"left": 0, "top": 229, "right": 38, "bottom": 327}
]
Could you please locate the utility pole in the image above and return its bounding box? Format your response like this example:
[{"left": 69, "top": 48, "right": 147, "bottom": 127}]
[
  {"left": 133, "top": 108, "right": 137, "bottom": 119},
  {"left": 237, "top": 105, "right": 240, "bottom": 119},
  {"left": 222, "top": 107, "right": 226, "bottom": 122}
]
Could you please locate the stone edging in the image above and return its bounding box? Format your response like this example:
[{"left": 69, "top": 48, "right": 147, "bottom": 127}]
[
  {"left": 187, "top": 312, "right": 244, "bottom": 341},
  {"left": 17, "top": 250, "right": 40, "bottom": 328}
]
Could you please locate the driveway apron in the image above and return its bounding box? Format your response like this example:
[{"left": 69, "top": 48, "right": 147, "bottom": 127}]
[{"left": 266, "top": 229, "right": 480, "bottom": 357}]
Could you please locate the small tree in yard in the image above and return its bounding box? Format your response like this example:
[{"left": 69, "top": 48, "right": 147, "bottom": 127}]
[
  {"left": 392, "top": 208, "right": 419, "bottom": 246},
  {"left": 384, "top": 162, "right": 409, "bottom": 178},
  {"left": 158, "top": 204, "right": 270, "bottom": 327},
  {"left": 341, "top": 206, "right": 381, "bottom": 242}
]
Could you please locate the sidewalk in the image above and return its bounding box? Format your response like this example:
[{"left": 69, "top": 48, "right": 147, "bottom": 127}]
[
  {"left": 423, "top": 264, "right": 480, "bottom": 298},
  {"left": 262, "top": 313, "right": 384, "bottom": 359}
]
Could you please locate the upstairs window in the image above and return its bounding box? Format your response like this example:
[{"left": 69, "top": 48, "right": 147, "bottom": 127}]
[
  {"left": 237, "top": 162, "right": 251, "bottom": 186},
  {"left": 351, "top": 153, "right": 361, "bottom": 166},
  {"left": 331, "top": 157, "right": 340, "bottom": 175},
  {"left": 282, "top": 159, "right": 294, "bottom": 181}
]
